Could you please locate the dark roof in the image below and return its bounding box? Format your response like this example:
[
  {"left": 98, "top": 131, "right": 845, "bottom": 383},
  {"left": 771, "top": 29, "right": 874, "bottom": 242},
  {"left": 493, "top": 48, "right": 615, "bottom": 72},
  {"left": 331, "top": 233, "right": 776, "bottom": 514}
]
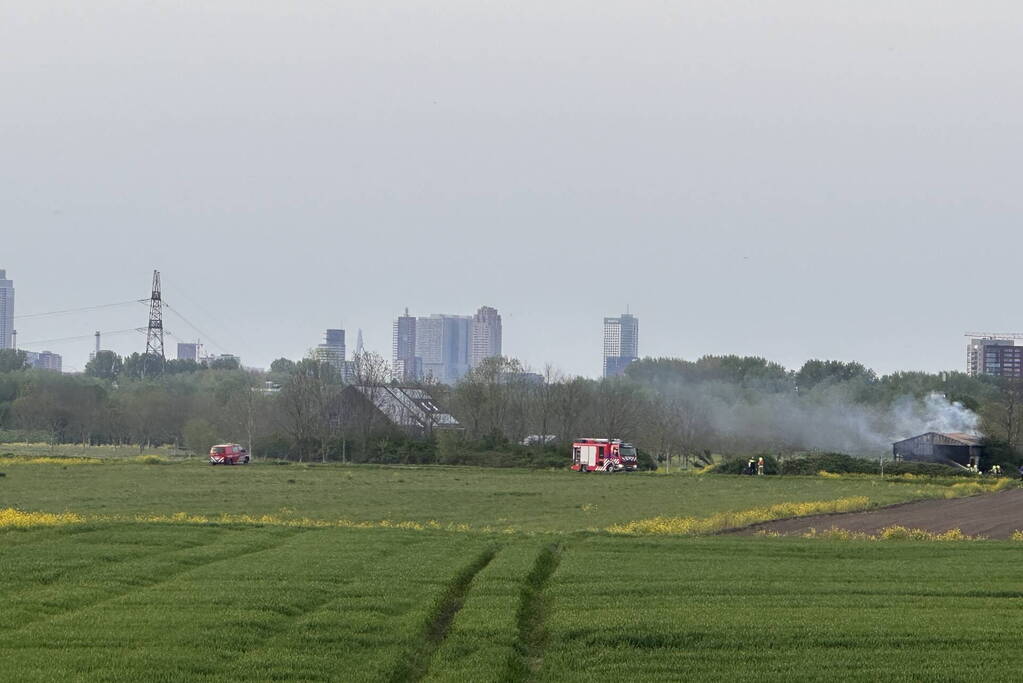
[
  {"left": 352, "top": 385, "right": 460, "bottom": 431},
  {"left": 942, "top": 432, "right": 983, "bottom": 446},
  {"left": 892, "top": 432, "right": 982, "bottom": 447}
]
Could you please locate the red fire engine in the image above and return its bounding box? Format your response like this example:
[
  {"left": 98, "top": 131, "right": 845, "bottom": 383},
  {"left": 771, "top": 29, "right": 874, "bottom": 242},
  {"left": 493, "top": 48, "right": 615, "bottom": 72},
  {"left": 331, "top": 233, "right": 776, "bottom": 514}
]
[{"left": 570, "top": 438, "right": 638, "bottom": 473}]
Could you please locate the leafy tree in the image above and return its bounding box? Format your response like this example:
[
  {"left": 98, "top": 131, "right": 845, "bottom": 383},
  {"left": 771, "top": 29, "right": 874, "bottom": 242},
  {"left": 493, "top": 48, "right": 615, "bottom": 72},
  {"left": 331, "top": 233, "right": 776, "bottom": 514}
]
[
  {"left": 207, "top": 356, "right": 240, "bottom": 371},
  {"left": 980, "top": 378, "right": 1023, "bottom": 453},
  {"left": 165, "top": 359, "right": 202, "bottom": 374},
  {"left": 593, "top": 377, "right": 645, "bottom": 443},
  {"left": 451, "top": 356, "right": 525, "bottom": 439},
  {"left": 0, "top": 375, "right": 18, "bottom": 428},
  {"left": 796, "top": 359, "right": 876, "bottom": 392},
  {"left": 274, "top": 359, "right": 342, "bottom": 462},
  {"left": 84, "top": 350, "right": 123, "bottom": 380},
  {"left": 270, "top": 358, "right": 297, "bottom": 374},
  {"left": 12, "top": 373, "right": 108, "bottom": 444},
  {"left": 121, "top": 353, "right": 165, "bottom": 379},
  {"left": 0, "top": 349, "right": 28, "bottom": 373},
  {"left": 183, "top": 418, "right": 218, "bottom": 457}
]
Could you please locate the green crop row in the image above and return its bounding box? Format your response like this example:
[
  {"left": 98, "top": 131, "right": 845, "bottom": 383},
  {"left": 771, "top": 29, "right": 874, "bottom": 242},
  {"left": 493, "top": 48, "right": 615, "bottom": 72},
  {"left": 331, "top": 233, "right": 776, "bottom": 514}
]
[
  {"left": 6, "top": 524, "right": 1023, "bottom": 681},
  {"left": 541, "top": 535, "right": 1023, "bottom": 681},
  {"left": 0, "top": 459, "right": 990, "bottom": 533}
]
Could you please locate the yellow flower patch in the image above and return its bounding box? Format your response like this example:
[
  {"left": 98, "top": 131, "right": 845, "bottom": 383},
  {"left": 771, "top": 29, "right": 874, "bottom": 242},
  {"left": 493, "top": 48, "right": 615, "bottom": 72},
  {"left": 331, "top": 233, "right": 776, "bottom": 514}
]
[
  {"left": 606, "top": 496, "right": 872, "bottom": 536},
  {"left": 0, "top": 508, "right": 84, "bottom": 528}
]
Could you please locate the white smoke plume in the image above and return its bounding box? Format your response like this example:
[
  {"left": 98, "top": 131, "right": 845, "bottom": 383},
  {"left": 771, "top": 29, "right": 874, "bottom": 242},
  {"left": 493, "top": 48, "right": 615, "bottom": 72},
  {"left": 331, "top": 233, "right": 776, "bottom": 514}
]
[{"left": 693, "top": 386, "right": 981, "bottom": 456}]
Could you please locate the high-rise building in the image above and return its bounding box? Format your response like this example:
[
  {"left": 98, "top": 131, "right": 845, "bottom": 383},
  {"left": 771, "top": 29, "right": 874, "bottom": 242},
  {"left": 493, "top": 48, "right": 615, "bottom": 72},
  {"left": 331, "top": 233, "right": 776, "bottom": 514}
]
[
  {"left": 314, "top": 328, "right": 346, "bottom": 371},
  {"left": 177, "top": 343, "right": 199, "bottom": 361},
  {"left": 24, "top": 350, "right": 62, "bottom": 372},
  {"left": 470, "top": 306, "right": 502, "bottom": 369},
  {"left": 392, "top": 308, "right": 420, "bottom": 382},
  {"left": 603, "top": 312, "right": 639, "bottom": 377},
  {"left": 0, "top": 270, "right": 13, "bottom": 350},
  {"left": 967, "top": 337, "right": 1023, "bottom": 378},
  {"left": 416, "top": 314, "right": 471, "bottom": 385}
]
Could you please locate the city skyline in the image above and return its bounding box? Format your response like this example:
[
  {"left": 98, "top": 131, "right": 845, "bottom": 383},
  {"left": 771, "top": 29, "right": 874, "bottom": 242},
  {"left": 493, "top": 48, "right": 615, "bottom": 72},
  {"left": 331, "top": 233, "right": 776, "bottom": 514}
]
[
  {"left": 7, "top": 262, "right": 1023, "bottom": 380},
  {"left": 6, "top": 4, "right": 1023, "bottom": 379}
]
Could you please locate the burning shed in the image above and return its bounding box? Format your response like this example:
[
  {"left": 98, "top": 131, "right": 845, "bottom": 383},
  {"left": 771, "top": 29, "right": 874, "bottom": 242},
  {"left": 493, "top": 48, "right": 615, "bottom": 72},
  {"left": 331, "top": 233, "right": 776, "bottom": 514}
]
[{"left": 892, "top": 432, "right": 983, "bottom": 468}]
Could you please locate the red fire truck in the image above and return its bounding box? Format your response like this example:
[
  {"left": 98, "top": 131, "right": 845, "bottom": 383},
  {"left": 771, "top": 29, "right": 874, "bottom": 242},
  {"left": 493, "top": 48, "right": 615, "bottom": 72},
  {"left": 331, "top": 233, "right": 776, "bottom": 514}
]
[{"left": 570, "top": 438, "right": 638, "bottom": 473}]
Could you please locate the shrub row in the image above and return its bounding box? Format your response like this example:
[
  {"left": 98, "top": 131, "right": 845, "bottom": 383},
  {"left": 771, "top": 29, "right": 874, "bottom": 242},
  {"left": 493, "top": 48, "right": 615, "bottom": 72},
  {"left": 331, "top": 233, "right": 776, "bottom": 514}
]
[
  {"left": 716, "top": 452, "right": 970, "bottom": 477},
  {"left": 250, "top": 433, "right": 660, "bottom": 470}
]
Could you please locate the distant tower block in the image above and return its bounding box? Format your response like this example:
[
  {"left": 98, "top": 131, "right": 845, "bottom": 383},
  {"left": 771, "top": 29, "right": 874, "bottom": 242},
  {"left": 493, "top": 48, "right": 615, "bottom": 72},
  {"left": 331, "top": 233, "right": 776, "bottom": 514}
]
[
  {"left": 0, "top": 269, "right": 14, "bottom": 350},
  {"left": 603, "top": 312, "right": 639, "bottom": 377},
  {"left": 177, "top": 342, "right": 199, "bottom": 362}
]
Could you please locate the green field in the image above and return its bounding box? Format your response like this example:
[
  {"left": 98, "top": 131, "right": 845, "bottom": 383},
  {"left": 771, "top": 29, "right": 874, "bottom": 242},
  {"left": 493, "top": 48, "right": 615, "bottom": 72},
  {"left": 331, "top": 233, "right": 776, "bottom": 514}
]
[
  {"left": 0, "top": 456, "right": 974, "bottom": 532},
  {"left": 2, "top": 455, "right": 1021, "bottom": 681}
]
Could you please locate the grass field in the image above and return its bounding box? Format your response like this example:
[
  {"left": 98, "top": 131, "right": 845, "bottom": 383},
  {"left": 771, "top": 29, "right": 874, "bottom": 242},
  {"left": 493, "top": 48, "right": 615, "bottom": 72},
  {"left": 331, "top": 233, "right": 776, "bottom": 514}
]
[
  {"left": 2, "top": 452, "right": 1021, "bottom": 681},
  {"left": 0, "top": 443, "right": 184, "bottom": 460},
  {"left": 0, "top": 455, "right": 985, "bottom": 532}
]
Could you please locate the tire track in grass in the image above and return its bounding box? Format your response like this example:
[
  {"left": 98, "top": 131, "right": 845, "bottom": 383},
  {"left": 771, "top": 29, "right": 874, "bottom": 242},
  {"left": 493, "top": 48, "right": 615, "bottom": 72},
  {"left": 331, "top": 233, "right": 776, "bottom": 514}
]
[
  {"left": 215, "top": 535, "right": 435, "bottom": 676},
  {"left": 506, "top": 543, "right": 563, "bottom": 682},
  {"left": 0, "top": 524, "right": 100, "bottom": 550},
  {"left": 0, "top": 526, "right": 229, "bottom": 605},
  {"left": 388, "top": 546, "right": 500, "bottom": 683},
  {"left": 9, "top": 527, "right": 309, "bottom": 635}
]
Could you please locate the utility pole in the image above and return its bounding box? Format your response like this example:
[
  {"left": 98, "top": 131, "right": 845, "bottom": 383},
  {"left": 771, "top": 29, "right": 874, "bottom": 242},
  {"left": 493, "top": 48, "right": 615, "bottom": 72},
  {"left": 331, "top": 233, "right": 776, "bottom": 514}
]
[{"left": 142, "top": 270, "right": 165, "bottom": 378}]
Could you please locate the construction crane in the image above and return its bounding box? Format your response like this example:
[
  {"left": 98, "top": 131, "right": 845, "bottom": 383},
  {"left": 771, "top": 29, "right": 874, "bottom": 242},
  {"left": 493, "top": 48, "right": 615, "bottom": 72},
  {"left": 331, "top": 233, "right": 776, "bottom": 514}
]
[{"left": 964, "top": 333, "right": 1023, "bottom": 340}]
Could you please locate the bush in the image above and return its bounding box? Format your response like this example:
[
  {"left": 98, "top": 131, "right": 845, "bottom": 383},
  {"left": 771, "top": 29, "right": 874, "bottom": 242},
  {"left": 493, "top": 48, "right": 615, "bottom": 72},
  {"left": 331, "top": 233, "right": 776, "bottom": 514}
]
[
  {"left": 715, "top": 454, "right": 780, "bottom": 475},
  {"left": 882, "top": 461, "right": 968, "bottom": 477},
  {"left": 778, "top": 453, "right": 969, "bottom": 477},
  {"left": 252, "top": 433, "right": 293, "bottom": 460},
  {"left": 182, "top": 419, "right": 217, "bottom": 458},
  {"left": 636, "top": 448, "right": 658, "bottom": 471},
  {"left": 780, "top": 453, "right": 875, "bottom": 476},
  {"left": 0, "top": 430, "right": 53, "bottom": 444},
  {"left": 367, "top": 437, "right": 437, "bottom": 465},
  {"left": 244, "top": 430, "right": 573, "bottom": 470}
]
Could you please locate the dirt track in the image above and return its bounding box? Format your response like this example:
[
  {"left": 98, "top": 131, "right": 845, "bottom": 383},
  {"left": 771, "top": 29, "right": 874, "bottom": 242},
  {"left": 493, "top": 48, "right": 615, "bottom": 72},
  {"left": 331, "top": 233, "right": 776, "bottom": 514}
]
[{"left": 732, "top": 488, "right": 1023, "bottom": 539}]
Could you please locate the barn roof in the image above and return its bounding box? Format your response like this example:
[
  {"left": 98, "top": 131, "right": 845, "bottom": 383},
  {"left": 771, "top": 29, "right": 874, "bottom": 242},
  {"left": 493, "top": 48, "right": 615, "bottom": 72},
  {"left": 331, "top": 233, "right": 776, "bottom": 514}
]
[
  {"left": 892, "top": 431, "right": 982, "bottom": 447},
  {"left": 942, "top": 432, "right": 982, "bottom": 446},
  {"left": 350, "top": 385, "right": 460, "bottom": 432}
]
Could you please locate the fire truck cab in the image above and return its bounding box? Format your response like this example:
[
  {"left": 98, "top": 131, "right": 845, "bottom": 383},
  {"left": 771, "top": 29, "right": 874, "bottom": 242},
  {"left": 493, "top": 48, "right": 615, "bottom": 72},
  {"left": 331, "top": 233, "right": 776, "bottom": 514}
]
[{"left": 571, "top": 438, "right": 638, "bottom": 473}]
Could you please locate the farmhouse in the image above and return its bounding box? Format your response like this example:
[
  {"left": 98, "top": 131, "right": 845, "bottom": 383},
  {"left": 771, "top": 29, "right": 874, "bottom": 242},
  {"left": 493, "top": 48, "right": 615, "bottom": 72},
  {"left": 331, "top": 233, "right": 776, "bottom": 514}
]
[{"left": 892, "top": 432, "right": 983, "bottom": 468}]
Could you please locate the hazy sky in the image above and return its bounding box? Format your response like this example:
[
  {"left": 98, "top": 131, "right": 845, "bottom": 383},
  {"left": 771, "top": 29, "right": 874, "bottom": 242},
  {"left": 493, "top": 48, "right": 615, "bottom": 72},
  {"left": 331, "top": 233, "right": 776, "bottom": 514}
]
[{"left": 4, "top": 2, "right": 1021, "bottom": 374}]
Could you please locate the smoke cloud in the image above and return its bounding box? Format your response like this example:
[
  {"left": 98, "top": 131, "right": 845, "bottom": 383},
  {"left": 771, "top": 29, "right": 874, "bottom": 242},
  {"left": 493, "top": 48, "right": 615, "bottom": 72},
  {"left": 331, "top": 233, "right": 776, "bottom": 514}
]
[{"left": 690, "top": 386, "right": 979, "bottom": 456}]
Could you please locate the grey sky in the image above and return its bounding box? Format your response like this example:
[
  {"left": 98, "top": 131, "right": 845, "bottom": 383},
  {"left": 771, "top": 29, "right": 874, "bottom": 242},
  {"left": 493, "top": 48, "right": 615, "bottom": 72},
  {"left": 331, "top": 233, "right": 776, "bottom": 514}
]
[{"left": 3, "top": 2, "right": 1021, "bottom": 375}]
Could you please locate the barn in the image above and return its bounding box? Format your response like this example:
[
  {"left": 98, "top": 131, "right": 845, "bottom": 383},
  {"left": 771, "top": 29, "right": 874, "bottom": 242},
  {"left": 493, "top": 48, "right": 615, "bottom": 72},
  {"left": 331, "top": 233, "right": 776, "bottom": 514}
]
[{"left": 891, "top": 432, "right": 983, "bottom": 468}]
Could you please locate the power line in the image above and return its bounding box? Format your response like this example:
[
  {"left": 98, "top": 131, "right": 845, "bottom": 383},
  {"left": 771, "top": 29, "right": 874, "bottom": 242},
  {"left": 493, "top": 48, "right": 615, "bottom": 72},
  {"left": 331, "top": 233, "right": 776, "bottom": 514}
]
[
  {"left": 162, "top": 283, "right": 253, "bottom": 357},
  {"left": 17, "top": 328, "right": 143, "bottom": 349},
  {"left": 14, "top": 300, "right": 144, "bottom": 320},
  {"left": 163, "top": 303, "right": 229, "bottom": 353}
]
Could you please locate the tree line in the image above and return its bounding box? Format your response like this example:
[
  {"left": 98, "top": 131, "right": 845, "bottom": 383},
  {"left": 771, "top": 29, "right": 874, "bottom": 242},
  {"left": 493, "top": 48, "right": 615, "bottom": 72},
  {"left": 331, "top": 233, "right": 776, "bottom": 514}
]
[{"left": 0, "top": 348, "right": 1020, "bottom": 467}]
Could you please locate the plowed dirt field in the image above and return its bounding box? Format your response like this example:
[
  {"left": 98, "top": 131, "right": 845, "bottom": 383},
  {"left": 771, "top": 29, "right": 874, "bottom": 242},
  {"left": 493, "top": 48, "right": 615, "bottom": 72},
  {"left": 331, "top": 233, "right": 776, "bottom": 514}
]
[{"left": 732, "top": 487, "right": 1023, "bottom": 538}]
